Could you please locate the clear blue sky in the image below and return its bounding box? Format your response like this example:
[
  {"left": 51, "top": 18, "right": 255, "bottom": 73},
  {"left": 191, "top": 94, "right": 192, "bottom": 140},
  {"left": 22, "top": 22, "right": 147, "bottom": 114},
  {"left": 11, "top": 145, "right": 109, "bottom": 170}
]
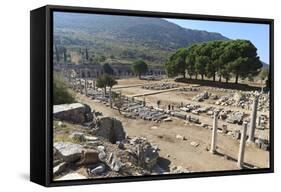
[{"left": 166, "top": 18, "right": 270, "bottom": 64}]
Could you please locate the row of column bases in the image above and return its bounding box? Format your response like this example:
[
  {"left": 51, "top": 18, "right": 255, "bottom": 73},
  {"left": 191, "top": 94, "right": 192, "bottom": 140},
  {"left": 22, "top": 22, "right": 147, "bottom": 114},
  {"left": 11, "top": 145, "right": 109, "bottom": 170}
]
[
  {"left": 210, "top": 96, "right": 259, "bottom": 169},
  {"left": 78, "top": 79, "right": 113, "bottom": 108}
]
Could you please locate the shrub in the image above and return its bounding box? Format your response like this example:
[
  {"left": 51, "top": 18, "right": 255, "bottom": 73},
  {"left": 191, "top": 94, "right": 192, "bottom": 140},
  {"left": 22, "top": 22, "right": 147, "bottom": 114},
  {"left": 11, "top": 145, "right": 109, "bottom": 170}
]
[{"left": 53, "top": 74, "right": 75, "bottom": 105}]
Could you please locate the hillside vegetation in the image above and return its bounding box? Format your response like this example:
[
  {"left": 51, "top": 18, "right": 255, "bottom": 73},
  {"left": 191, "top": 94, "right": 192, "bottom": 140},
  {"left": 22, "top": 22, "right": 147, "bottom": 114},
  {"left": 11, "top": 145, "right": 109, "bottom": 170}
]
[{"left": 53, "top": 12, "right": 228, "bottom": 65}]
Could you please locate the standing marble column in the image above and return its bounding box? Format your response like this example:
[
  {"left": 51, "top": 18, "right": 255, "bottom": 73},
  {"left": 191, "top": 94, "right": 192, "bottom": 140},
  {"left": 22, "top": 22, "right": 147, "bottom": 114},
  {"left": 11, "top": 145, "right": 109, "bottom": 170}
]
[
  {"left": 237, "top": 122, "right": 248, "bottom": 168},
  {"left": 248, "top": 96, "right": 259, "bottom": 142},
  {"left": 211, "top": 111, "right": 218, "bottom": 154}
]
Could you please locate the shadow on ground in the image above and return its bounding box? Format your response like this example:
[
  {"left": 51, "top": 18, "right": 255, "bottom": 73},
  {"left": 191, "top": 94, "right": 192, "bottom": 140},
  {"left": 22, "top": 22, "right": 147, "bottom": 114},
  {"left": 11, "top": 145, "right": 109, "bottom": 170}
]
[
  {"left": 214, "top": 151, "right": 258, "bottom": 169},
  {"left": 175, "top": 78, "right": 264, "bottom": 92},
  {"left": 157, "top": 157, "right": 171, "bottom": 172}
]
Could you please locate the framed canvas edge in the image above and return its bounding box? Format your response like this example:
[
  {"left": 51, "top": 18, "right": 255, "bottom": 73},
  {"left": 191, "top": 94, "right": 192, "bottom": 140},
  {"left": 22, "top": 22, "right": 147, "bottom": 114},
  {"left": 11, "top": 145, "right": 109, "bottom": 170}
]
[{"left": 37, "top": 4, "right": 274, "bottom": 187}]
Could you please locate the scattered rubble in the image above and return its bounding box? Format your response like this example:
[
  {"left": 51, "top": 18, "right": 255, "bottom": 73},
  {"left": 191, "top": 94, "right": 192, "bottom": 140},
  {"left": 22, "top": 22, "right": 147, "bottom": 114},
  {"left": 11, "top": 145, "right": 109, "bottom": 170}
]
[
  {"left": 179, "top": 87, "right": 199, "bottom": 92},
  {"left": 142, "top": 83, "right": 178, "bottom": 90},
  {"left": 192, "top": 91, "right": 209, "bottom": 102},
  {"left": 52, "top": 78, "right": 270, "bottom": 180},
  {"left": 141, "top": 75, "right": 162, "bottom": 81},
  {"left": 190, "top": 141, "right": 199, "bottom": 147},
  {"left": 99, "top": 152, "right": 123, "bottom": 172},
  {"left": 129, "top": 137, "right": 159, "bottom": 170},
  {"left": 226, "top": 111, "right": 244, "bottom": 125},
  {"left": 215, "top": 92, "right": 269, "bottom": 112},
  {"left": 53, "top": 134, "right": 164, "bottom": 180}
]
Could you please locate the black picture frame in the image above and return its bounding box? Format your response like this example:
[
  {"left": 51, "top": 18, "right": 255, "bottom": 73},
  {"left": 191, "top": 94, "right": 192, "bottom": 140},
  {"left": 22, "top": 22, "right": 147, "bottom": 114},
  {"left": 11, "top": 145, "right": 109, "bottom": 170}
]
[{"left": 30, "top": 4, "right": 274, "bottom": 187}]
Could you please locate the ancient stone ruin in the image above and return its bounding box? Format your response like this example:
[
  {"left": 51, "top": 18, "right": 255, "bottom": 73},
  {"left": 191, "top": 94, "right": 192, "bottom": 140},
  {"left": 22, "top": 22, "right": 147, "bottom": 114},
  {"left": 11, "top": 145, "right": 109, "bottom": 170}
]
[
  {"left": 129, "top": 137, "right": 159, "bottom": 170},
  {"left": 142, "top": 83, "right": 178, "bottom": 90},
  {"left": 53, "top": 103, "right": 93, "bottom": 124},
  {"left": 52, "top": 102, "right": 172, "bottom": 180},
  {"left": 92, "top": 117, "right": 126, "bottom": 144}
]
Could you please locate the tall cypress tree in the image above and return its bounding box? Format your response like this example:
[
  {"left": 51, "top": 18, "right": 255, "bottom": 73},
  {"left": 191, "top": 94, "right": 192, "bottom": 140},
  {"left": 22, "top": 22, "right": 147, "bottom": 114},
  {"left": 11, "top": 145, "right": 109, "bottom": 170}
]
[
  {"left": 85, "top": 47, "right": 89, "bottom": 61},
  {"left": 55, "top": 45, "right": 60, "bottom": 63}
]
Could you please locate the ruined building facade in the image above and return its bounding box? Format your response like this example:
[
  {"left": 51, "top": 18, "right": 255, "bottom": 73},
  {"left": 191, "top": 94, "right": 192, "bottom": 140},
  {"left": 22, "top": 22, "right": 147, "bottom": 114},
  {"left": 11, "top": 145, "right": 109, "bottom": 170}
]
[{"left": 54, "top": 63, "right": 166, "bottom": 79}]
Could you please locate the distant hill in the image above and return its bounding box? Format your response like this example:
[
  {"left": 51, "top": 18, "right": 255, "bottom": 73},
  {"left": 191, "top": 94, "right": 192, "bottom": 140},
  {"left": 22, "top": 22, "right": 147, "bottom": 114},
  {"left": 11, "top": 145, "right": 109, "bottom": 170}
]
[
  {"left": 54, "top": 12, "right": 228, "bottom": 65},
  {"left": 262, "top": 62, "right": 269, "bottom": 69}
]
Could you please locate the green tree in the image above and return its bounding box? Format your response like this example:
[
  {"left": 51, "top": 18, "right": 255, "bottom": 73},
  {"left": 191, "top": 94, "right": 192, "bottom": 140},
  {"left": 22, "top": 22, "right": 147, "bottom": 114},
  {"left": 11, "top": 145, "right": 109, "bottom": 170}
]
[
  {"left": 167, "top": 39, "right": 262, "bottom": 84},
  {"left": 194, "top": 41, "right": 219, "bottom": 81},
  {"left": 55, "top": 45, "right": 60, "bottom": 63},
  {"left": 259, "top": 68, "right": 269, "bottom": 80},
  {"left": 185, "top": 45, "right": 197, "bottom": 79},
  {"left": 214, "top": 41, "right": 228, "bottom": 82},
  {"left": 164, "top": 48, "right": 188, "bottom": 78},
  {"left": 99, "top": 55, "right": 106, "bottom": 62},
  {"left": 114, "top": 93, "right": 123, "bottom": 114},
  {"left": 131, "top": 60, "right": 148, "bottom": 79},
  {"left": 209, "top": 41, "right": 225, "bottom": 82},
  {"left": 195, "top": 56, "right": 208, "bottom": 80},
  {"left": 205, "top": 61, "right": 216, "bottom": 81},
  {"left": 103, "top": 63, "right": 114, "bottom": 75},
  {"left": 96, "top": 74, "right": 118, "bottom": 101},
  {"left": 259, "top": 68, "right": 269, "bottom": 91},
  {"left": 53, "top": 74, "right": 75, "bottom": 105},
  {"left": 224, "top": 40, "right": 262, "bottom": 84},
  {"left": 220, "top": 65, "right": 231, "bottom": 83},
  {"left": 85, "top": 47, "right": 89, "bottom": 61},
  {"left": 96, "top": 75, "right": 107, "bottom": 95},
  {"left": 105, "top": 75, "right": 118, "bottom": 108},
  {"left": 63, "top": 47, "right": 67, "bottom": 64}
]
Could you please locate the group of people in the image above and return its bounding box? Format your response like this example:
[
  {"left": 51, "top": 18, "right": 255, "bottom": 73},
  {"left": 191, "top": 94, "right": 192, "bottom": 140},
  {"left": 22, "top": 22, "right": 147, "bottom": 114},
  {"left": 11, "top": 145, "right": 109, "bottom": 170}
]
[{"left": 157, "top": 100, "right": 179, "bottom": 111}]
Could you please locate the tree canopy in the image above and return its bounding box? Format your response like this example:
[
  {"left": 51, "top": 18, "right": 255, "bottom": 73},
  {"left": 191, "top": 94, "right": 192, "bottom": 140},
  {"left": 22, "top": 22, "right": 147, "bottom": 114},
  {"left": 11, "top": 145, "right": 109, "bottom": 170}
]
[
  {"left": 96, "top": 74, "right": 118, "bottom": 94},
  {"left": 164, "top": 48, "right": 188, "bottom": 78},
  {"left": 131, "top": 60, "right": 148, "bottom": 79},
  {"left": 259, "top": 68, "right": 269, "bottom": 81},
  {"left": 164, "top": 40, "right": 263, "bottom": 84},
  {"left": 103, "top": 63, "right": 114, "bottom": 75}
]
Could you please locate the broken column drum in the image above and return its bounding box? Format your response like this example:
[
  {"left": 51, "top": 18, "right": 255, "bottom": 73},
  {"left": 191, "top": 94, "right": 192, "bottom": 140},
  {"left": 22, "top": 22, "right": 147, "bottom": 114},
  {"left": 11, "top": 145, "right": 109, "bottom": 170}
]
[
  {"left": 237, "top": 122, "right": 248, "bottom": 168},
  {"left": 211, "top": 111, "right": 218, "bottom": 154},
  {"left": 248, "top": 96, "right": 259, "bottom": 142}
]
